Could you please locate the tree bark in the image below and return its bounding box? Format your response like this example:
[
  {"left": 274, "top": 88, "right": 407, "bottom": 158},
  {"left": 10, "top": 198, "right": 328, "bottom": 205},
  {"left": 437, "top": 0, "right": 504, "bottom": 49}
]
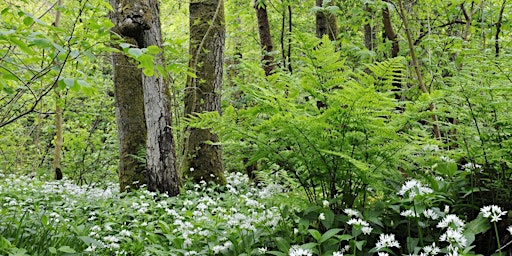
[
  {"left": 254, "top": 0, "right": 275, "bottom": 76},
  {"left": 382, "top": 4, "right": 399, "bottom": 58},
  {"left": 183, "top": 0, "right": 226, "bottom": 185},
  {"left": 495, "top": 0, "right": 507, "bottom": 57},
  {"left": 363, "top": 3, "right": 376, "bottom": 51},
  {"left": 111, "top": 0, "right": 180, "bottom": 196},
  {"left": 111, "top": 37, "right": 147, "bottom": 192},
  {"left": 315, "top": 0, "right": 338, "bottom": 41},
  {"left": 53, "top": 0, "right": 64, "bottom": 180}
]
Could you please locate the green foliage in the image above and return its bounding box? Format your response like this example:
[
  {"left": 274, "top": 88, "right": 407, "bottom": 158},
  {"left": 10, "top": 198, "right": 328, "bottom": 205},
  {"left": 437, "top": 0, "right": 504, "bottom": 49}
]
[{"left": 187, "top": 36, "right": 407, "bottom": 209}]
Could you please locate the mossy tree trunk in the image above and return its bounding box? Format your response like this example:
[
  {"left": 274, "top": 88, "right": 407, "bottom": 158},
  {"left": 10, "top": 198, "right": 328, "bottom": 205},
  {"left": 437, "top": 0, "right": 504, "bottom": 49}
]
[
  {"left": 255, "top": 0, "right": 275, "bottom": 76},
  {"left": 111, "top": 0, "right": 180, "bottom": 196},
  {"left": 315, "top": 0, "right": 338, "bottom": 41},
  {"left": 183, "top": 0, "right": 226, "bottom": 185},
  {"left": 111, "top": 36, "right": 147, "bottom": 192}
]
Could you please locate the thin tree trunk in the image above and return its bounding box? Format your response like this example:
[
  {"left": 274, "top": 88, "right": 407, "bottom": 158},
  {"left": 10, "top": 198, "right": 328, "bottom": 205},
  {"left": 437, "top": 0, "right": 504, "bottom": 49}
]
[
  {"left": 315, "top": 0, "right": 338, "bottom": 41},
  {"left": 382, "top": 4, "right": 399, "bottom": 58},
  {"left": 397, "top": 0, "right": 441, "bottom": 139},
  {"left": 363, "top": 3, "right": 376, "bottom": 51},
  {"left": 183, "top": 0, "right": 226, "bottom": 185},
  {"left": 495, "top": 0, "right": 507, "bottom": 57},
  {"left": 111, "top": 0, "right": 180, "bottom": 196},
  {"left": 53, "top": 0, "right": 64, "bottom": 180},
  {"left": 254, "top": 0, "right": 275, "bottom": 76}
]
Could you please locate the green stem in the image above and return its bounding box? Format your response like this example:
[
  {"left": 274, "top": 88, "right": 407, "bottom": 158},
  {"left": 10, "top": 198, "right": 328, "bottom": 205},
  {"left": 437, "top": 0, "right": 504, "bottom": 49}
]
[{"left": 494, "top": 222, "right": 502, "bottom": 256}]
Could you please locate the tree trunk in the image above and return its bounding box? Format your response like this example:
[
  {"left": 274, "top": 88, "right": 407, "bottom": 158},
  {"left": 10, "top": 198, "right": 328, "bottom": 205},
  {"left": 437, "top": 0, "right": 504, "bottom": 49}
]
[
  {"left": 111, "top": 36, "right": 147, "bottom": 192},
  {"left": 111, "top": 0, "right": 180, "bottom": 196},
  {"left": 363, "top": 3, "right": 376, "bottom": 51},
  {"left": 397, "top": 0, "right": 441, "bottom": 140},
  {"left": 53, "top": 0, "right": 64, "bottom": 180},
  {"left": 315, "top": 0, "right": 338, "bottom": 41},
  {"left": 254, "top": 0, "right": 275, "bottom": 76},
  {"left": 382, "top": 4, "right": 399, "bottom": 58},
  {"left": 183, "top": 0, "right": 226, "bottom": 185}
]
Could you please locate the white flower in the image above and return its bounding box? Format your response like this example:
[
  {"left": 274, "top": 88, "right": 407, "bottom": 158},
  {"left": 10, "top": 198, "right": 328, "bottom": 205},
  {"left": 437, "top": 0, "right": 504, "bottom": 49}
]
[
  {"left": 119, "top": 229, "right": 132, "bottom": 237},
  {"left": 401, "top": 209, "right": 419, "bottom": 218},
  {"left": 258, "top": 247, "right": 268, "bottom": 254},
  {"left": 398, "top": 179, "right": 433, "bottom": 198},
  {"left": 378, "top": 252, "right": 389, "bottom": 256},
  {"left": 322, "top": 200, "right": 329, "bottom": 207},
  {"left": 333, "top": 252, "right": 344, "bottom": 256},
  {"left": 508, "top": 226, "right": 512, "bottom": 235},
  {"left": 423, "top": 209, "right": 439, "bottom": 220},
  {"left": 343, "top": 208, "right": 360, "bottom": 217},
  {"left": 289, "top": 245, "right": 312, "bottom": 256},
  {"left": 439, "top": 229, "right": 467, "bottom": 248},
  {"left": 346, "top": 218, "right": 369, "bottom": 227},
  {"left": 480, "top": 205, "right": 507, "bottom": 222},
  {"left": 437, "top": 214, "right": 465, "bottom": 232},
  {"left": 440, "top": 156, "right": 455, "bottom": 163},
  {"left": 375, "top": 233, "right": 400, "bottom": 250},
  {"left": 103, "top": 235, "right": 120, "bottom": 243},
  {"left": 422, "top": 242, "right": 440, "bottom": 255},
  {"left": 318, "top": 213, "right": 325, "bottom": 220},
  {"left": 361, "top": 226, "right": 373, "bottom": 235}
]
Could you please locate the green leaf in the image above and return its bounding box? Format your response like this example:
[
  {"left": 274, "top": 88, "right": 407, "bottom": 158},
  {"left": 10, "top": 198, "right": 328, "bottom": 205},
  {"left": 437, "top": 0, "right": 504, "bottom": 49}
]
[
  {"left": 49, "top": 247, "right": 57, "bottom": 254},
  {"left": 406, "top": 237, "right": 419, "bottom": 252},
  {"left": 32, "top": 38, "right": 53, "bottom": 49},
  {"left": 267, "top": 252, "right": 286, "bottom": 256},
  {"left": 119, "top": 43, "right": 133, "bottom": 49},
  {"left": 10, "top": 37, "right": 34, "bottom": 54},
  {"left": 464, "top": 214, "right": 490, "bottom": 245},
  {"left": 23, "top": 16, "right": 33, "bottom": 26},
  {"left": 275, "top": 237, "right": 290, "bottom": 252},
  {"left": 146, "top": 45, "right": 161, "bottom": 55},
  {"left": 128, "top": 48, "right": 143, "bottom": 58},
  {"left": 321, "top": 209, "right": 334, "bottom": 229},
  {"left": 308, "top": 229, "right": 322, "bottom": 241},
  {"left": 41, "top": 214, "right": 48, "bottom": 227},
  {"left": 319, "top": 228, "right": 342, "bottom": 243},
  {"left": 58, "top": 246, "right": 76, "bottom": 253}
]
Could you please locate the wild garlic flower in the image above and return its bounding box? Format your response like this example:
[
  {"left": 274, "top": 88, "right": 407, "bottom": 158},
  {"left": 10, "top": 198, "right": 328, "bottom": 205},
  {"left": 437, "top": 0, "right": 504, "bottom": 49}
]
[
  {"left": 346, "top": 218, "right": 369, "bottom": 227},
  {"left": 318, "top": 213, "right": 325, "bottom": 220},
  {"left": 343, "top": 208, "right": 360, "bottom": 217},
  {"left": 361, "top": 226, "right": 373, "bottom": 235},
  {"left": 378, "top": 252, "right": 390, "bottom": 256},
  {"left": 289, "top": 245, "right": 312, "bottom": 256},
  {"left": 322, "top": 200, "right": 329, "bottom": 208},
  {"left": 401, "top": 209, "right": 419, "bottom": 218},
  {"left": 436, "top": 214, "right": 465, "bottom": 232},
  {"left": 480, "top": 205, "right": 507, "bottom": 222},
  {"left": 398, "top": 179, "right": 433, "bottom": 198},
  {"left": 375, "top": 233, "right": 400, "bottom": 250},
  {"left": 422, "top": 242, "right": 441, "bottom": 255},
  {"left": 423, "top": 209, "right": 440, "bottom": 220},
  {"left": 508, "top": 226, "right": 512, "bottom": 235},
  {"left": 333, "top": 252, "right": 344, "bottom": 256},
  {"left": 439, "top": 229, "right": 467, "bottom": 248}
]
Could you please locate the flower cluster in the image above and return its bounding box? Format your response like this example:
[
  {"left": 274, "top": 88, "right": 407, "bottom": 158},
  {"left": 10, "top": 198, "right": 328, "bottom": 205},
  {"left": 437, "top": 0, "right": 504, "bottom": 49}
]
[{"left": 480, "top": 205, "right": 507, "bottom": 222}]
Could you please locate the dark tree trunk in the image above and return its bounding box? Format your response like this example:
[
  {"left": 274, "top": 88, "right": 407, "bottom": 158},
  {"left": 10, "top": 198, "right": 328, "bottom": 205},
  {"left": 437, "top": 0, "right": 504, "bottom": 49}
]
[
  {"left": 382, "top": 5, "right": 399, "bottom": 58},
  {"left": 111, "top": 0, "right": 180, "bottom": 196},
  {"left": 183, "top": 0, "right": 226, "bottom": 185},
  {"left": 315, "top": 0, "right": 338, "bottom": 41},
  {"left": 111, "top": 36, "right": 147, "bottom": 192},
  {"left": 363, "top": 3, "right": 376, "bottom": 51},
  {"left": 255, "top": 0, "right": 275, "bottom": 76}
]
